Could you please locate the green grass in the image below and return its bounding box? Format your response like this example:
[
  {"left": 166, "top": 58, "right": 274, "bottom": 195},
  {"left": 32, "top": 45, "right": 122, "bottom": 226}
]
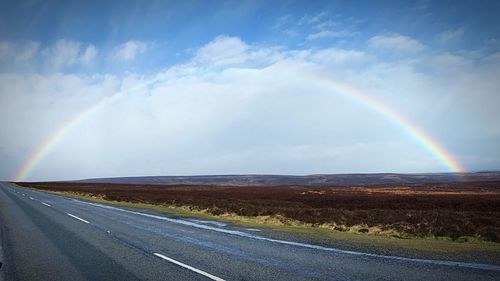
[{"left": 26, "top": 188, "right": 500, "bottom": 254}]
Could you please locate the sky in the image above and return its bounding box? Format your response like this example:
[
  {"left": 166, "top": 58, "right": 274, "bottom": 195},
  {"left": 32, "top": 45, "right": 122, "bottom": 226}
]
[{"left": 1, "top": 0, "right": 499, "bottom": 181}]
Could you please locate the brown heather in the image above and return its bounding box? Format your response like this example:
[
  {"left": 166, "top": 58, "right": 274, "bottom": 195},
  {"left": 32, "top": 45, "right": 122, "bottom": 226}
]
[{"left": 17, "top": 181, "right": 500, "bottom": 242}]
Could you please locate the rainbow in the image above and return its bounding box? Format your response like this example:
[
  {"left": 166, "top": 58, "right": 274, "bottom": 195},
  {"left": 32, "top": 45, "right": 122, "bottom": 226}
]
[
  {"left": 14, "top": 101, "right": 105, "bottom": 182},
  {"left": 14, "top": 72, "right": 464, "bottom": 181},
  {"left": 15, "top": 75, "right": 166, "bottom": 182},
  {"left": 310, "top": 72, "right": 464, "bottom": 173}
]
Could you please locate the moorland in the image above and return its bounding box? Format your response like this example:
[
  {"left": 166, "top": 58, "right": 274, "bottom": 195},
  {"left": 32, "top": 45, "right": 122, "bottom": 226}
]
[{"left": 17, "top": 178, "right": 500, "bottom": 242}]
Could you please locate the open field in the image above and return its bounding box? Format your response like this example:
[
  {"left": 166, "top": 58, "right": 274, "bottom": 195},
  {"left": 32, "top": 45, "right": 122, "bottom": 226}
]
[
  {"left": 17, "top": 180, "right": 500, "bottom": 242},
  {"left": 5, "top": 182, "right": 500, "bottom": 280}
]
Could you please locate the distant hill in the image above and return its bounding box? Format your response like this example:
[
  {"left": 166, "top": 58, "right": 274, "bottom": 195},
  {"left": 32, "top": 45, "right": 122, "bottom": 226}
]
[{"left": 75, "top": 172, "right": 500, "bottom": 186}]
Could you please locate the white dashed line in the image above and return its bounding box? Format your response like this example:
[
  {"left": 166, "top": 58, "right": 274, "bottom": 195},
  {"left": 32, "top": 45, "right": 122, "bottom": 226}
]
[
  {"left": 153, "top": 253, "right": 225, "bottom": 281},
  {"left": 41, "top": 202, "right": 51, "bottom": 207},
  {"left": 29, "top": 196, "right": 34, "bottom": 200},
  {"left": 66, "top": 213, "right": 90, "bottom": 224}
]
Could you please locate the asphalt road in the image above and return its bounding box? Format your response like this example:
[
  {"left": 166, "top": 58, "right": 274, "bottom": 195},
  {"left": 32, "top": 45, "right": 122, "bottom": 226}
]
[{"left": 0, "top": 182, "right": 499, "bottom": 281}]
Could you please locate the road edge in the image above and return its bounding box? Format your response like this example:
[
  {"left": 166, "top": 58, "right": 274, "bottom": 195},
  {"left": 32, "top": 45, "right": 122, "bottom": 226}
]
[
  {"left": 0, "top": 183, "right": 20, "bottom": 281},
  {"left": 0, "top": 227, "right": 4, "bottom": 281},
  {"left": 0, "top": 186, "right": 7, "bottom": 281}
]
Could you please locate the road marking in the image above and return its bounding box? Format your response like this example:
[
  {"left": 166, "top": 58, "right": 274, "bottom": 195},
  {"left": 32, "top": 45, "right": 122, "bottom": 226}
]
[
  {"left": 67, "top": 213, "right": 90, "bottom": 224},
  {"left": 246, "top": 228, "right": 261, "bottom": 232},
  {"left": 153, "top": 253, "right": 225, "bottom": 281},
  {"left": 29, "top": 196, "right": 34, "bottom": 200},
  {"left": 41, "top": 202, "right": 51, "bottom": 207},
  {"left": 22, "top": 194, "right": 25, "bottom": 196}
]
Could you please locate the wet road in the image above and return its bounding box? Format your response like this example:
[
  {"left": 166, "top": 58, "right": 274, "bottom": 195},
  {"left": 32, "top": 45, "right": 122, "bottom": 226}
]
[{"left": 0, "top": 182, "right": 499, "bottom": 281}]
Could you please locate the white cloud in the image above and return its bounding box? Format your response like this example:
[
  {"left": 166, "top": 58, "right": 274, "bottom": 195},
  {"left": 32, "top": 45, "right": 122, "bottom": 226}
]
[
  {"left": 307, "top": 30, "right": 355, "bottom": 40},
  {"left": 1, "top": 35, "right": 500, "bottom": 180},
  {"left": 299, "top": 14, "right": 361, "bottom": 42},
  {"left": 438, "top": 28, "right": 464, "bottom": 44},
  {"left": 309, "top": 48, "right": 367, "bottom": 64},
  {"left": 193, "top": 35, "right": 249, "bottom": 66},
  {"left": 114, "top": 40, "right": 148, "bottom": 61},
  {"left": 430, "top": 53, "right": 471, "bottom": 71},
  {"left": 485, "top": 52, "right": 500, "bottom": 64},
  {"left": 42, "top": 39, "right": 82, "bottom": 70},
  {"left": 314, "top": 20, "right": 339, "bottom": 31},
  {"left": 0, "top": 41, "right": 40, "bottom": 61},
  {"left": 40, "top": 40, "right": 101, "bottom": 71},
  {"left": 298, "top": 12, "right": 327, "bottom": 25},
  {"left": 0, "top": 40, "right": 98, "bottom": 72},
  {"left": 368, "top": 34, "right": 426, "bottom": 53},
  {"left": 0, "top": 42, "right": 9, "bottom": 58},
  {"left": 272, "top": 14, "right": 292, "bottom": 30},
  {"left": 80, "top": 44, "right": 98, "bottom": 64},
  {"left": 17, "top": 42, "right": 40, "bottom": 61},
  {"left": 192, "top": 35, "right": 283, "bottom": 67}
]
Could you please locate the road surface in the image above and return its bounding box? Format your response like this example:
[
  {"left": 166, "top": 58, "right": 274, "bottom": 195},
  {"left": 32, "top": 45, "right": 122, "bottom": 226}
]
[{"left": 0, "top": 182, "right": 499, "bottom": 281}]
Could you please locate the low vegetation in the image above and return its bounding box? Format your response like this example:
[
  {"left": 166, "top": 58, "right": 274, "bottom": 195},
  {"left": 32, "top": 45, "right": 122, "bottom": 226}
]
[{"left": 17, "top": 181, "right": 500, "bottom": 242}]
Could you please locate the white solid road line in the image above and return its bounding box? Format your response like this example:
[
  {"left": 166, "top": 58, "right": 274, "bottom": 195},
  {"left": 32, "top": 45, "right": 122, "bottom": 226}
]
[
  {"left": 153, "top": 253, "right": 225, "bottom": 281},
  {"left": 41, "top": 202, "right": 51, "bottom": 207},
  {"left": 246, "top": 228, "right": 261, "bottom": 232},
  {"left": 66, "top": 213, "right": 90, "bottom": 224}
]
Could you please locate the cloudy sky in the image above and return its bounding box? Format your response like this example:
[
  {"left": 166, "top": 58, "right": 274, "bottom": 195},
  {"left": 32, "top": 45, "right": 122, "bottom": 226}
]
[{"left": 1, "top": 0, "right": 499, "bottom": 181}]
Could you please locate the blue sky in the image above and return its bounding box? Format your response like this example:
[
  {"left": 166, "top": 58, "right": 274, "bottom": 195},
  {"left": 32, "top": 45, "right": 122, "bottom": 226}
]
[{"left": 1, "top": 0, "right": 499, "bottom": 180}]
